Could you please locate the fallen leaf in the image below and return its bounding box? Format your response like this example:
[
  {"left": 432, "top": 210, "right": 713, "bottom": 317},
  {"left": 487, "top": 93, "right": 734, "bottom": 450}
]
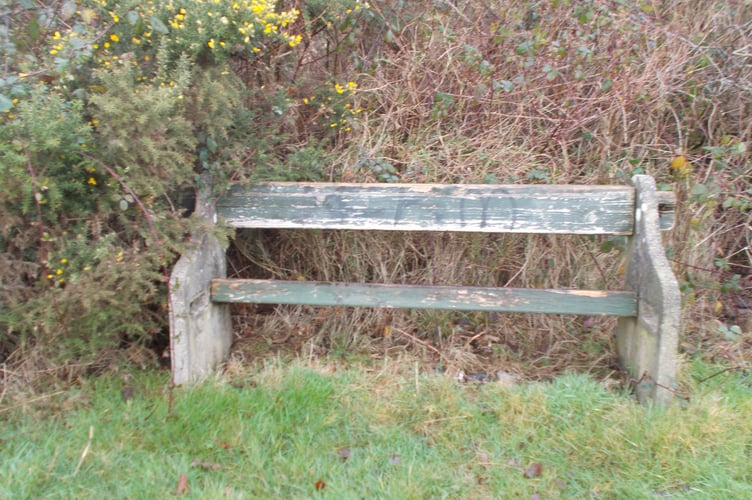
[
  {"left": 524, "top": 462, "right": 543, "bottom": 479},
  {"left": 190, "top": 458, "right": 221, "bottom": 471},
  {"left": 122, "top": 386, "right": 135, "bottom": 401},
  {"left": 389, "top": 455, "right": 401, "bottom": 465},
  {"left": 554, "top": 478, "right": 568, "bottom": 490},
  {"left": 337, "top": 447, "right": 351, "bottom": 462},
  {"left": 314, "top": 479, "right": 326, "bottom": 491},
  {"left": 582, "top": 316, "right": 596, "bottom": 329},
  {"left": 175, "top": 474, "right": 189, "bottom": 495}
]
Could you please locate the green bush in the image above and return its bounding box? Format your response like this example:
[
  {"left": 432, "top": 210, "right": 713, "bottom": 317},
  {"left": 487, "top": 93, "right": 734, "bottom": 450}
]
[{"left": 0, "top": 0, "right": 370, "bottom": 364}]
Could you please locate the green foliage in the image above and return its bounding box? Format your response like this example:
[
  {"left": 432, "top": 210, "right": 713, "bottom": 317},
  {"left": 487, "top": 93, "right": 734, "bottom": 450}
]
[{"left": 0, "top": 0, "right": 369, "bottom": 362}]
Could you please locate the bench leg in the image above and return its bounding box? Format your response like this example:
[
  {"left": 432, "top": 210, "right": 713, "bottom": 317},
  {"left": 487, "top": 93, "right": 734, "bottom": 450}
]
[
  {"left": 169, "top": 231, "right": 232, "bottom": 385},
  {"left": 616, "top": 175, "right": 681, "bottom": 405}
]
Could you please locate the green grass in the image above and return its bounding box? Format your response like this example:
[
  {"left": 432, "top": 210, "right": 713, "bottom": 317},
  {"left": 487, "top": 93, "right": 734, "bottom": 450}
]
[{"left": 2, "top": 360, "right": 751, "bottom": 498}]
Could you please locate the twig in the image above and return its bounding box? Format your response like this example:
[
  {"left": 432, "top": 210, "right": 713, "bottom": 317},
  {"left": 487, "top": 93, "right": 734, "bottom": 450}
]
[
  {"left": 23, "top": 146, "right": 49, "bottom": 277},
  {"left": 393, "top": 327, "right": 454, "bottom": 368},
  {"left": 0, "top": 390, "right": 67, "bottom": 414},
  {"left": 80, "top": 154, "right": 180, "bottom": 413},
  {"left": 72, "top": 425, "right": 94, "bottom": 477},
  {"left": 423, "top": 415, "right": 471, "bottom": 426},
  {"left": 697, "top": 365, "right": 746, "bottom": 384},
  {"left": 80, "top": 153, "right": 167, "bottom": 266},
  {"left": 633, "top": 371, "right": 689, "bottom": 401}
]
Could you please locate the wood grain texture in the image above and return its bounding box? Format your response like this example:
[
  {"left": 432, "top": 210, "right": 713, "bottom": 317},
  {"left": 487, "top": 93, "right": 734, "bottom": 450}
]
[
  {"left": 217, "top": 182, "right": 644, "bottom": 234},
  {"left": 211, "top": 279, "right": 638, "bottom": 316}
]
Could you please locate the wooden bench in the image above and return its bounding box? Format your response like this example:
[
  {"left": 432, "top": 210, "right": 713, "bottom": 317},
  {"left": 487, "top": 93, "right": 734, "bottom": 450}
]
[{"left": 169, "top": 175, "right": 680, "bottom": 405}]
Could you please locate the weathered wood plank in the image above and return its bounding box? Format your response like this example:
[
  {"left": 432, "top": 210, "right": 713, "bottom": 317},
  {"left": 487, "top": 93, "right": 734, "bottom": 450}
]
[
  {"left": 217, "top": 183, "right": 641, "bottom": 234},
  {"left": 211, "top": 279, "right": 637, "bottom": 316}
]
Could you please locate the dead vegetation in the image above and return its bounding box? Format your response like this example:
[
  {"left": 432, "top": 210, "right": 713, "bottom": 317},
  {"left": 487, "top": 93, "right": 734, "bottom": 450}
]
[{"left": 226, "top": 0, "right": 751, "bottom": 385}]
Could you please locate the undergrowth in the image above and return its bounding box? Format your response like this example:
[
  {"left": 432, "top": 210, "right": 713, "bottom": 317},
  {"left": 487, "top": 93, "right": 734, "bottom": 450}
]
[{"left": 0, "top": 0, "right": 750, "bottom": 392}]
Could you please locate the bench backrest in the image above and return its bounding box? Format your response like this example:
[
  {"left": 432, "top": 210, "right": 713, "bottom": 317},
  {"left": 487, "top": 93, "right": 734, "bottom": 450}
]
[
  {"left": 216, "top": 182, "right": 675, "bottom": 233},
  {"left": 209, "top": 180, "right": 675, "bottom": 317}
]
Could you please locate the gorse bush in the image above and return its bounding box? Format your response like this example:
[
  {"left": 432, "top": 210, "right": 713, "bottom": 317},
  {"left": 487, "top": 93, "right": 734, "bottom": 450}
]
[{"left": 0, "top": 0, "right": 367, "bottom": 364}]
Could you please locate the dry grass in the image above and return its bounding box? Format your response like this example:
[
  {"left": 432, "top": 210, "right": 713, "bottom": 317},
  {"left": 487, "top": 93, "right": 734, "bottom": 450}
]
[{"left": 225, "top": 0, "right": 751, "bottom": 385}]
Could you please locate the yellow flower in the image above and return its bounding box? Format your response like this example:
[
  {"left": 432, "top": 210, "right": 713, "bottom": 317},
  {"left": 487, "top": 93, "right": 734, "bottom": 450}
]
[
  {"left": 208, "top": 38, "right": 215, "bottom": 49},
  {"left": 60, "top": 258, "right": 68, "bottom": 264},
  {"left": 88, "top": 177, "right": 97, "bottom": 185},
  {"left": 289, "top": 34, "right": 302, "bottom": 48},
  {"left": 110, "top": 34, "right": 119, "bottom": 42},
  {"left": 56, "top": 269, "right": 63, "bottom": 275},
  {"left": 334, "top": 83, "right": 345, "bottom": 94},
  {"left": 670, "top": 155, "right": 692, "bottom": 177}
]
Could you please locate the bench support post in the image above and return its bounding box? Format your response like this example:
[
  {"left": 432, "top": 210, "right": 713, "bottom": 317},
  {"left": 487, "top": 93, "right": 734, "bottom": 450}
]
[
  {"left": 169, "top": 184, "right": 232, "bottom": 385},
  {"left": 616, "top": 175, "right": 681, "bottom": 405}
]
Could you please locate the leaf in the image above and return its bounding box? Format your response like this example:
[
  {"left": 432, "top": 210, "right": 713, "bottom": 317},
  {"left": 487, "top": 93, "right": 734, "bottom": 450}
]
[
  {"left": 523, "top": 462, "right": 543, "bottom": 478},
  {"left": 190, "top": 458, "right": 221, "bottom": 471},
  {"left": 80, "top": 8, "right": 99, "bottom": 25},
  {"left": 126, "top": 10, "right": 141, "bottom": 26},
  {"left": 493, "top": 79, "right": 514, "bottom": 93},
  {"left": 337, "top": 447, "right": 351, "bottom": 461},
  {"left": 0, "top": 94, "right": 12, "bottom": 112},
  {"left": 61, "top": 1, "right": 77, "bottom": 20},
  {"left": 150, "top": 15, "right": 169, "bottom": 35},
  {"left": 121, "top": 386, "right": 135, "bottom": 401},
  {"left": 175, "top": 474, "right": 189, "bottom": 495},
  {"left": 314, "top": 479, "right": 326, "bottom": 491}
]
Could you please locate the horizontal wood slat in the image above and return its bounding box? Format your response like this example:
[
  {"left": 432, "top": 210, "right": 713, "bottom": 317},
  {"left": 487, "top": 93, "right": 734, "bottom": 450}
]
[
  {"left": 217, "top": 183, "right": 643, "bottom": 235},
  {"left": 211, "top": 279, "right": 638, "bottom": 316}
]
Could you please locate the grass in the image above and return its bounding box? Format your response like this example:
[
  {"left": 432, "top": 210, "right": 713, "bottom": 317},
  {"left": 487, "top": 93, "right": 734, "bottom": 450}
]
[
  {"left": 0, "top": 0, "right": 749, "bottom": 496},
  {"left": 2, "top": 358, "right": 750, "bottom": 498}
]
